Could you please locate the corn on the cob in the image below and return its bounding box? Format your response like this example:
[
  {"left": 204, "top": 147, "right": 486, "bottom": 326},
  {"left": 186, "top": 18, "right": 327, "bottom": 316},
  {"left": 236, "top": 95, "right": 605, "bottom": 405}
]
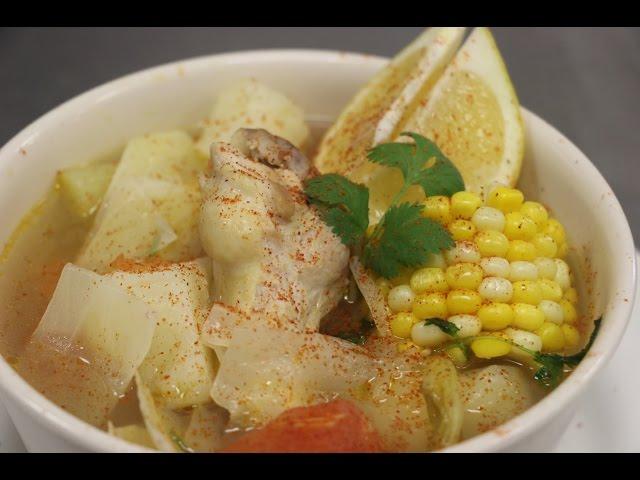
[{"left": 384, "top": 186, "right": 580, "bottom": 357}]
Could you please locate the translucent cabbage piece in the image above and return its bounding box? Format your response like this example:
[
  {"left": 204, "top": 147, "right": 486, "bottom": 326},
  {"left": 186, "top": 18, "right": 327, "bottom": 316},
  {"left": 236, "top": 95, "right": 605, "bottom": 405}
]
[
  {"left": 211, "top": 325, "right": 377, "bottom": 428},
  {"left": 196, "top": 79, "right": 309, "bottom": 156},
  {"left": 18, "top": 264, "right": 157, "bottom": 427},
  {"left": 76, "top": 131, "right": 206, "bottom": 273},
  {"left": 459, "top": 364, "right": 544, "bottom": 440},
  {"left": 110, "top": 259, "right": 215, "bottom": 410},
  {"left": 107, "top": 422, "right": 155, "bottom": 449},
  {"left": 349, "top": 257, "right": 392, "bottom": 337},
  {"left": 135, "top": 373, "right": 192, "bottom": 452},
  {"left": 183, "top": 403, "right": 229, "bottom": 453},
  {"left": 421, "top": 354, "right": 464, "bottom": 448},
  {"left": 211, "top": 326, "right": 433, "bottom": 452}
]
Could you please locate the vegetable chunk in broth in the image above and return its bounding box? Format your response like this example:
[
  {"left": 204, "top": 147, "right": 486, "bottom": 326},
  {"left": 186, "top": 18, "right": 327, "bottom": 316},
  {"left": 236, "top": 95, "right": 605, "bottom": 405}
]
[{"left": 0, "top": 27, "right": 601, "bottom": 452}]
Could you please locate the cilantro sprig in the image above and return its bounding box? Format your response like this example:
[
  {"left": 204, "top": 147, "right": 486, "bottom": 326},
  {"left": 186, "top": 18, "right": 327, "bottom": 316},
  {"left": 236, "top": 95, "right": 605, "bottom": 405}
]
[
  {"left": 425, "top": 318, "right": 461, "bottom": 337},
  {"left": 367, "top": 132, "right": 465, "bottom": 204},
  {"left": 304, "top": 173, "right": 369, "bottom": 247},
  {"left": 304, "top": 132, "right": 464, "bottom": 278}
]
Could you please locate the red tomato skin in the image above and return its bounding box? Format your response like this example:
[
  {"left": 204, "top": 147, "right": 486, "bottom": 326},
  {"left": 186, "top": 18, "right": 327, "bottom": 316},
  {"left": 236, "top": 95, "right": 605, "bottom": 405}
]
[{"left": 222, "top": 399, "right": 385, "bottom": 453}]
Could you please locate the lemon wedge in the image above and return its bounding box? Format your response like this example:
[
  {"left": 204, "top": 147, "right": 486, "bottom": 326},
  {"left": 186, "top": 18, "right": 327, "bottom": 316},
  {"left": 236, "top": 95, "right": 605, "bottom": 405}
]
[
  {"left": 314, "top": 27, "right": 466, "bottom": 179},
  {"left": 315, "top": 27, "right": 524, "bottom": 225},
  {"left": 398, "top": 27, "right": 524, "bottom": 197}
]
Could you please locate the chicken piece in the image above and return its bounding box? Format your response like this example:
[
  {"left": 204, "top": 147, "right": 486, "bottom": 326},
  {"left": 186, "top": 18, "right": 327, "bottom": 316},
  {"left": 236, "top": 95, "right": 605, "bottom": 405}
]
[
  {"left": 230, "top": 128, "right": 315, "bottom": 180},
  {"left": 199, "top": 129, "right": 350, "bottom": 347}
]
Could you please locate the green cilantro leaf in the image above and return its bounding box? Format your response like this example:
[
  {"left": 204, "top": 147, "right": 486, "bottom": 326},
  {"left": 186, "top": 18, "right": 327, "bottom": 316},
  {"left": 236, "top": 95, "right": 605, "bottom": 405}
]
[
  {"left": 532, "top": 355, "right": 565, "bottom": 388},
  {"left": 532, "top": 317, "right": 602, "bottom": 387},
  {"left": 367, "top": 132, "right": 465, "bottom": 198},
  {"left": 425, "top": 318, "right": 460, "bottom": 337},
  {"left": 304, "top": 174, "right": 369, "bottom": 247},
  {"left": 362, "top": 202, "right": 454, "bottom": 278}
]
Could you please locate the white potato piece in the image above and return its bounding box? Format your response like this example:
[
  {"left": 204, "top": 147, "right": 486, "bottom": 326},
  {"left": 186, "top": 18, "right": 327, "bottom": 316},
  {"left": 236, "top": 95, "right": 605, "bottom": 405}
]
[
  {"left": 196, "top": 79, "right": 309, "bottom": 156},
  {"left": 459, "top": 364, "right": 543, "bottom": 440},
  {"left": 77, "top": 131, "right": 206, "bottom": 273},
  {"left": 18, "top": 264, "right": 157, "bottom": 427},
  {"left": 110, "top": 259, "right": 215, "bottom": 409},
  {"left": 57, "top": 162, "right": 116, "bottom": 218}
]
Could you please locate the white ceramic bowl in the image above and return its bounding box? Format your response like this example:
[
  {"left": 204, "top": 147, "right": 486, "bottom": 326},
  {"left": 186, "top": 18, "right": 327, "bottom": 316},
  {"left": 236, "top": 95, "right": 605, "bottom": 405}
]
[{"left": 0, "top": 50, "right": 635, "bottom": 453}]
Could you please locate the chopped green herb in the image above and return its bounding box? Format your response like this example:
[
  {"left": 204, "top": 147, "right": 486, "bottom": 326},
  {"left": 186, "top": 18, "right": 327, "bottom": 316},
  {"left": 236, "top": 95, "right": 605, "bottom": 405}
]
[
  {"left": 304, "top": 132, "right": 462, "bottom": 279},
  {"left": 304, "top": 174, "right": 369, "bottom": 247},
  {"left": 425, "top": 318, "right": 460, "bottom": 337},
  {"left": 363, "top": 203, "right": 454, "bottom": 278},
  {"left": 367, "top": 132, "right": 465, "bottom": 202}
]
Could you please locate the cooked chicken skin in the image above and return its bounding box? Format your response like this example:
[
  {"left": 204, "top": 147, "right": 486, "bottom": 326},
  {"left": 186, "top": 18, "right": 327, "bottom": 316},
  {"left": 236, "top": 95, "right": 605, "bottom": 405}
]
[{"left": 199, "top": 129, "right": 349, "bottom": 347}]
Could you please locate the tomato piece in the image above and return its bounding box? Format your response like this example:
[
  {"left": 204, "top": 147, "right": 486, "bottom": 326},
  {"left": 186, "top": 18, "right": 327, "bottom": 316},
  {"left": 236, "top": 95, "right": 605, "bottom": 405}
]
[{"left": 222, "top": 399, "right": 384, "bottom": 452}]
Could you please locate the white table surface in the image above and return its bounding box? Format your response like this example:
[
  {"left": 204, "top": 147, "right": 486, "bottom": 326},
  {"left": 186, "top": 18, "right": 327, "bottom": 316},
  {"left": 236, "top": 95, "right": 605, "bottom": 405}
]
[{"left": 2, "top": 253, "right": 639, "bottom": 453}]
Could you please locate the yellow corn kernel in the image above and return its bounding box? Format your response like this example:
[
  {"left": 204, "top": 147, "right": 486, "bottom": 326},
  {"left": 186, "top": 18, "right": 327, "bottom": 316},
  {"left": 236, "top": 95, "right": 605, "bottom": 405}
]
[
  {"left": 375, "top": 277, "right": 393, "bottom": 298},
  {"left": 451, "top": 191, "right": 482, "bottom": 219},
  {"left": 445, "top": 263, "right": 484, "bottom": 290},
  {"left": 387, "top": 285, "right": 415, "bottom": 312},
  {"left": 544, "top": 218, "right": 566, "bottom": 245},
  {"left": 564, "top": 287, "right": 578, "bottom": 304},
  {"left": 512, "top": 280, "right": 542, "bottom": 305},
  {"left": 446, "top": 345, "right": 469, "bottom": 366},
  {"left": 531, "top": 233, "right": 558, "bottom": 258},
  {"left": 560, "top": 299, "right": 578, "bottom": 324},
  {"left": 478, "top": 302, "right": 514, "bottom": 331},
  {"left": 504, "top": 212, "right": 538, "bottom": 240},
  {"left": 390, "top": 312, "right": 417, "bottom": 339},
  {"left": 410, "top": 267, "right": 448, "bottom": 294},
  {"left": 520, "top": 201, "right": 549, "bottom": 230},
  {"left": 471, "top": 337, "right": 511, "bottom": 359},
  {"left": 512, "top": 303, "right": 545, "bottom": 331},
  {"left": 475, "top": 230, "right": 510, "bottom": 257},
  {"left": 556, "top": 242, "right": 569, "bottom": 258},
  {"left": 446, "top": 289, "right": 482, "bottom": 315},
  {"left": 449, "top": 219, "right": 476, "bottom": 241},
  {"left": 412, "top": 292, "right": 448, "bottom": 320},
  {"left": 562, "top": 324, "right": 580, "bottom": 349},
  {"left": 536, "top": 322, "right": 566, "bottom": 352},
  {"left": 486, "top": 187, "right": 524, "bottom": 213},
  {"left": 538, "top": 279, "right": 563, "bottom": 302},
  {"left": 422, "top": 196, "right": 452, "bottom": 225},
  {"left": 506, "top": 240, "right": 537, "bottom": 262}
]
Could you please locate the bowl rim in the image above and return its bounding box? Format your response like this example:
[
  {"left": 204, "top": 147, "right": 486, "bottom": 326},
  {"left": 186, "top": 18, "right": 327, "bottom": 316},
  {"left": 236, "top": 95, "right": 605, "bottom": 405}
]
[{"left": 0, "top": 48, "right": 636, "bottom": 453}]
